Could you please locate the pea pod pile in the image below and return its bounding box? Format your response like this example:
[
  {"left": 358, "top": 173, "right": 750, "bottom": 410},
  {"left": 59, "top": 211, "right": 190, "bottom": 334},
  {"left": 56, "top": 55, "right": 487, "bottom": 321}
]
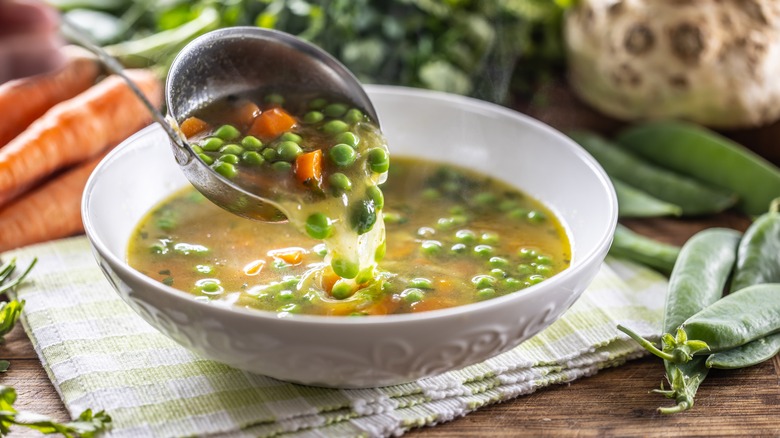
[{"left": 618, "top": 201, "right": 780, "bottom": 413}]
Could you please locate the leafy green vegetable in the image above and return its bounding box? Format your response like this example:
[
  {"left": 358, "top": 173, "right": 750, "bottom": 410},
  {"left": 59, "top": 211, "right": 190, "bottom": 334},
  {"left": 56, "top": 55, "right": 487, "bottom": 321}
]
[
  {"left": 0, "top": 386, "right": 111, "bottom": 437},
  {"left": 60, "top": 0, "right": 571, "bottom": 103}
]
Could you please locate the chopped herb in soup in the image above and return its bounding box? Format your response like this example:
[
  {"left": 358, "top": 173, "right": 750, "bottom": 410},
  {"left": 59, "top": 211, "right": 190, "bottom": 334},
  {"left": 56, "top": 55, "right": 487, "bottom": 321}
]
[
  {"left": 179, "top": 91, "right": 389, "bottom": 290},
  {"left": 127, "top": 158, "right": 571, "bottom": 316}
]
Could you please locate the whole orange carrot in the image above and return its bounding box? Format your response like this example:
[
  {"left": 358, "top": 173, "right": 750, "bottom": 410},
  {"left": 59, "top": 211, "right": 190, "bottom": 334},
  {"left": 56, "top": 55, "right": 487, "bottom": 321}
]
[
  {"left": 0, "top": 153, "right": 105, "bottom": 252},
  {"left": 0, "top": 69, "right": 162, "bottom": 208},
  {"left": 0, "top": 46, "right": 100, "bottom": 147}
]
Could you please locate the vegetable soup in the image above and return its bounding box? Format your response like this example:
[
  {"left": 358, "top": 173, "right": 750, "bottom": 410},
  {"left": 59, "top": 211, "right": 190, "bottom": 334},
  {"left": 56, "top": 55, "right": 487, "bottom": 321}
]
[
  {"left": 178, "top": 91, "right": 389, "bottom": 293},
  {"left": 127, "top": 157, "right": 571, "bottom": 316}
]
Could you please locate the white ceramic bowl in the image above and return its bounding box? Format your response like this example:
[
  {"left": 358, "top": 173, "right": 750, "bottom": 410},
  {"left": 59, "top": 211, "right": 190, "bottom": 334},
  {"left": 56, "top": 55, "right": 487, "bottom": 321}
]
[{"left": 82, "top": 86, "right": 617, "bottom": 388}]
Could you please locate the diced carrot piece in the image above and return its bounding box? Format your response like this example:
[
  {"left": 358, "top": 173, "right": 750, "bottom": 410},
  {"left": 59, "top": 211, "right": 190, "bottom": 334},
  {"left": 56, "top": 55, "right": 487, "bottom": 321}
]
[
  {"left": 243, "top": 259, "right": 266, "bottom": 276},
  {"left": 247, "top": 107, "right": 296, "bottom": 140},
  {"left": 231, "top": 101, "right": 261, "bottom": 130},
  {"left": 321, "top": 268, "right": 339, "bottom": 294},
  {"left": 267, "top": 247, "right": 305, "bottom": 265},
  {"left": 295, "top": 149, "right": 323, "bottom": 187},
  {"left": 180, "top": 116, "right": 210, "bottom": 138}
]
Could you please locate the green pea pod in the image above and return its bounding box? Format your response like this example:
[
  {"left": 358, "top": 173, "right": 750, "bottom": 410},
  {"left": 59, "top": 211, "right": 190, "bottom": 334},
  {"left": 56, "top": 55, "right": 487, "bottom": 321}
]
[
  {"left": 569, "top": 131, "right": 737, "bottom": 216},
  {"left": 608, "top": 224, "right": 680, "bottom": 276},
  {"left": 663, "top": 228, "right": 741, "bottom": 333},
  {"left": 730, "top": 200, "right": 780, "bottom": 292},
  {"left": 613, "top": 179, "right": 682, "bottom": 218},
  {"left": 616, "top": 121, "right": 780, "bottom": 216},
  {"left": 705, "top": 332, "right": 780, "bottom": 370},
  {"left": 671, "top": 284, "right": 780, "bottom": 362}
]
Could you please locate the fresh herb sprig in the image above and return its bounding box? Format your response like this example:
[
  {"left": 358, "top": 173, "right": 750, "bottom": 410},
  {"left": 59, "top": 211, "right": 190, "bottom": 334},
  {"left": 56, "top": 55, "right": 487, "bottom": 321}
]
[{"left": 0, "top": 257, "right": 112, "bottom": 437}]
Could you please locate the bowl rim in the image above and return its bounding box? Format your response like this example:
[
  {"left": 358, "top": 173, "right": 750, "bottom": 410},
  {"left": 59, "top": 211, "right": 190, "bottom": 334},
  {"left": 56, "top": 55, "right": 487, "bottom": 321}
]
[{"left": 82, "top": 84, "right": 617, "bottom": 327}]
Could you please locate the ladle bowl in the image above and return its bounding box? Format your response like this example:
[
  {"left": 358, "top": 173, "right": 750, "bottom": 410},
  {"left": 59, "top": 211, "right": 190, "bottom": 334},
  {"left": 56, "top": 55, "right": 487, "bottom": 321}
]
[{"left": 165, "top": 27, "right": 379, "bottom": 222}]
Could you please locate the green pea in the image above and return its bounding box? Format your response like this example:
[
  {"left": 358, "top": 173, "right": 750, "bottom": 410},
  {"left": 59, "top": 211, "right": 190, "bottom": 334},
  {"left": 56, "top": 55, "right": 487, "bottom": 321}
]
[
  {"left": 509, "top": 208, "right": 529, "bottom": 220},
  {"left": 481, "top": 232, "right": 499, "bottom": 244},
  {"left": 355, "top": 267, "right": 376, "bottom": 284},
  {"left": 329, "top": 173, "right": 352, "bottom": 194},
  {"left": 215, "top": 125, "right": 240, "bottom": 141},
  {"left": 219, "top": 144, "right": 244, "bottom": 155},
  {"left": 241, "top": 135, "right": 263, "bottom": 150},
  {"left": 504, "top": 277, "right": 522, "bottom": 289},
  {"left": 474, "top": 244, "right": 494, "bottom": 258},
  {"left": 490, "top": 268, "right": 507, "bottom": 278},
  {"left": 197, "top": 279, "right": 222, "bottom": 294},
  {"left": 201, "top": 137, "right": 224, "bottom": 151},
  {"left": 436, "top": 217, "right": 455, "bottom": 230},
  {"left": 213, "top": 161, "right": 237, "bottom": 179},
  {"left": 535, "top": 265, "right": 553, "bottom": 276},
  {"left": 474, "top": 192, "right": 497, "bottom": 205},
  {"left": 313, "top": 243, "right": 328, "bottom": 257},
  {"left": 335, "top": 132, "right": 359, "bottom": 148},
  {"left": 536, "top": 255, "right": 552, "bottom": 265},
  {"left": 528, "top": 275, "right": 546, "bottom": 285},
  {"left": 277, "top": 141, "right": 302, "bottom": 162},
  {"left": 489, "top": 257, "right": 509, "bottom": 268},
  {"left": 219, "top": 154, "right": 239, "bottom": 164},
  {"left": 149, "top": 242, "right": 167, "bottom": 254},
  {"left": 331, "top": 279, "right": 354, "bottom": 299},
  {"left": 332, "top": 258, "right": 359, "bottom": 279},
  {"left": 242, "top": 151, "right": 264, "bottom": 165},
  {"left": 323, "top": 120, "right": 349, "bottom": 135},
  {"left": 422, "top": 188, "right": 441, "bottom": 200},
  {"left": 309, "top": 98, "right": 327, "bottom": 109},
  {"left": 499, "top": 200, "right": 518, "bottom": 212},
  {"left": 527, "top": 210, "right": 547, "bottom": 223},
  {"left": 455, "top": 229, "right": 477, "bottom": 243},
  {"left": 195, "top": 265, "right": 213, "bottom": 274},
  {"left": 408, "top": 278, "right": 433, "bottom": 289},
  {"left": 324, "top": 103, "right": 348, "bottom": 117},
  {"left": 367, "top": 148, "right": 390, "bottom": 173},
  {"left": 421, "top": 240, "right": 442, "bottom": 255},
  {"left": 191, "top": 145, "right": 203, "bottom": 154},
  {"left": 350, "top": 199, "right": 377, "bottom": 235},
  {"left": 264, "top": 93, "right": 285, "bottom": 105},
  {"left": 303, "top": 111, "right": 324, "bottom": 124},
  {"left": 262, "top": 148, "right": 278, "bottom": 162},
  {"left": 197, "top": 153, "right": 213, "bottom": 165},
  {"left": 518, "top": 247, "right": 538, "bottom": 259},
  {"left": 477, "top": 288, "right": 496, "bottom": 300},
  {"left": 344, "top": 108, "right": 363, "bottom": 124},
  {"left": 280, "top": 132, "right": 302, "bottom": 143},
  {"left": 472, "top": 275, "right": 496, "bottom": 289},
  {"left": 272, "top": 161, "right": 292, "bottom": 172},
  {"left": 329, "top": 144, "right": 356, "bottom": 167},
  {"left": 451, "top": 243, "right": 468, "bottom": 254},
  {"left": 383, "top": 212, "right": 406, "bottom": 224},
  {"left": 401, "top": 288, "right": 425, "bottom": 303},
  {"left": 305, "top": 213, "right": 333, "bottom": 239},
  {"left": 516, "top": 264, "right": 534, "bottom": 276},
  {"left": 367, "top": 185, "right": 384, "bottom": 209}
]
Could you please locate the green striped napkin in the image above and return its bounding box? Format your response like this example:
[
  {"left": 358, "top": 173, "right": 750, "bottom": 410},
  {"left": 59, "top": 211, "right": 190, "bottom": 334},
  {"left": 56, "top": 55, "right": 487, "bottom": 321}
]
[{"left": 4, "top": 236, "right": 666, "bottom": 437}]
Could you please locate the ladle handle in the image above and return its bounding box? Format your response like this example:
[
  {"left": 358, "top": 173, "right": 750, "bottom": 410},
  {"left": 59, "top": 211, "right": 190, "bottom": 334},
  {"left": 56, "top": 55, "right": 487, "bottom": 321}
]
[{"left": 60, "top": 19, "right": 189, "bottom": 151}]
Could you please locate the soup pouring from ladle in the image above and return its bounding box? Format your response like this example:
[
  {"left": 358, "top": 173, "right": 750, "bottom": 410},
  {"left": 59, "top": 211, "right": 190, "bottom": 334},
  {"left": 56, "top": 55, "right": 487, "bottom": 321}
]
[{"left": 66, "top": 24, "right": 379, "bottom": 222}]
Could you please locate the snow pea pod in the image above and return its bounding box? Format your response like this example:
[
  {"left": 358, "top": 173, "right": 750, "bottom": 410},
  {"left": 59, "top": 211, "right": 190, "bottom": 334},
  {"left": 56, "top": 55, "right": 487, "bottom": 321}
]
[
  {"left": 663, "top": 228, "right": 741, "bottom": 333},
  {"left": 569, "top": 131, "right": 736, "bottom": 216},
  {"left": 706, "top": 332, "right": 780, "bottom": 370},
  {"left": 730, "top": 200, "right": 780, "bottom": 292},
  {"left": 608, "top": 224, "right": 680, "bottom": 276},
  {"left": 617, "top": 121, "right": 780, "bottom": 216},
  {"left": 613, "top": 179, "right": 682, "bottom": 218}
]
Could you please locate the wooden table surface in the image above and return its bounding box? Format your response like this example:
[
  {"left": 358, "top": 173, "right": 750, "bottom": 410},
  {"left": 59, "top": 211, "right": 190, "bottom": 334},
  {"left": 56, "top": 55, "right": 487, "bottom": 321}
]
[{"left": 4, "top": 85, "right": 780, "bottom": 436}]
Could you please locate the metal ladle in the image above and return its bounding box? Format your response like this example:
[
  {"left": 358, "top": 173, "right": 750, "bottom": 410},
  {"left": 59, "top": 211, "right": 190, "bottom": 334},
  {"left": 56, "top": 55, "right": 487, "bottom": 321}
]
[{"left": 165, "top": 27, "right": 380, "bottom": 222}]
